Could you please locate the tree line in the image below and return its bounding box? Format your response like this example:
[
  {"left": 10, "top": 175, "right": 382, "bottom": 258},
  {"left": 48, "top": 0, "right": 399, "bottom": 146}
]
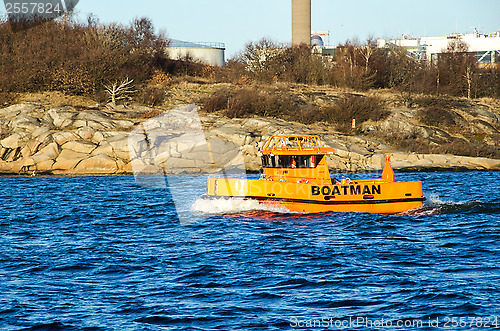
[
  {"left": 0, "top": 15, "right": 499, "bottom": 103},
  {"left": 222, "top": 38, "right": 500, "bottom": 100},
  {"left": 0, "top": 15, "right": 200, "bottom": 104}
]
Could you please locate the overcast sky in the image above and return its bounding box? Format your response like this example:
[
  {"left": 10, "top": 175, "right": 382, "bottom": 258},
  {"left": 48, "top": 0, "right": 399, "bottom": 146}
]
[{"left": 4, "top": 0, "right": 500, "bottom": 58}]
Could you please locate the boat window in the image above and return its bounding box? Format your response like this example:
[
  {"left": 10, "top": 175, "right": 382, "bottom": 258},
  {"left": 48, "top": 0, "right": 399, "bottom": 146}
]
[
  {"left": 261, "top": 155, "right": 268, "bottom": 168},
  {"left": 262, "top": 155, "right": 324, "bottom": 168},
  {"left": 278, "top": 155, "right": 291, "bottom": 168},
  {"left": 262, "top": 155, "right": 277, "bottom": 168}
]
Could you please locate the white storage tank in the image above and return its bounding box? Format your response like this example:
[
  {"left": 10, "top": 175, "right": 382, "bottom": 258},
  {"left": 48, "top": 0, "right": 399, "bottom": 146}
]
[{"left": 168, "top": 40, "right": 225, "bottom": 66}]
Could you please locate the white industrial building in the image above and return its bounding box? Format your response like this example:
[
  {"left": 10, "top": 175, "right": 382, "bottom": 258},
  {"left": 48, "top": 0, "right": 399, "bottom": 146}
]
[
  {"left": 378, "top": 29, "right": 500, "bottom": 68},
  {"left": 168, "top": 39, "right": 225, "bottom": 66}
]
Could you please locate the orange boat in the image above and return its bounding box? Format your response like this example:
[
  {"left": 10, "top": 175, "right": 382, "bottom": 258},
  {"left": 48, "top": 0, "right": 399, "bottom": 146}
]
[{"left": 204, "top": 135, "right": 425, "bottom": 214}]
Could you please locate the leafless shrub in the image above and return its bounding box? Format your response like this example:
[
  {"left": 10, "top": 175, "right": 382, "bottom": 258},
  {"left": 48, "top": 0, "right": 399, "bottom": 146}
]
[
  {"left": 379, "top": 131, "right": 500, "bottom": 159},
  {"left": 437, "top": 139, "right": 500, "bottom": 159},
  {"left": 200, "top": 86, "right": 321, "bottom": 123},
  {"left": 105, "top": 77, "right": 136, "bottom": 105},
  {"left": 412, "top": 95, "right": 456, "bottom": 109},
  {"left": 235, "top": 39, "right": 334, "bottom": 85},
  {"left": 418, "top": 107, "right": 459, "bottom": 128},
  {"left": 150, "top": 69, "right": 172, "bottom": 86},
  {"left": 202, "top": 89, "right": 231, "bottom": 112},
  {"left": 332, "top": 43, "right": 376, "bottom": 90},
  {"left": 322, "top": 94, "right": 389, "bottom": 125},
  {"left": 437, "top": 39, "right": 477, "bottom": 98},
  {"left": 137, "top": 87, "right": 165, "bottom": 107}
]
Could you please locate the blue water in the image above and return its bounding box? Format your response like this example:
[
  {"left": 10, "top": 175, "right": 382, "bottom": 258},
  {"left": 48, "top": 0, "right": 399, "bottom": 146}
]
[{"left": 1, "top": 172, "right": 499, "bottom": 330}]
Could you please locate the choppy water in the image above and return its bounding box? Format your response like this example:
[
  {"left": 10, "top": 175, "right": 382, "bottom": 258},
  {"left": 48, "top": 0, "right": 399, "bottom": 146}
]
[{"left": 0, "top": 171, "right": 499, "bottom": 330}]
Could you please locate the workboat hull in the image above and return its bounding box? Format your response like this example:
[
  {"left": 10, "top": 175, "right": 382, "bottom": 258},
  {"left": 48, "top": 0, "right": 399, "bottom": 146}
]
[
  {"left": 203, "top": 135, "right": 426, "bottom": 215},
  {"left": 205, "top": 177, "right": 425, "bottom": 214}
]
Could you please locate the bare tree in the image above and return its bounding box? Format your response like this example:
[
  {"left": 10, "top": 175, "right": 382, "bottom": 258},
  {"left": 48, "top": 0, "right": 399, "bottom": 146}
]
[
  {"left": 105, "top": 77, "right": 136, "bottom": 106},
  {"left": 438, "top": 39, "right": 476, "bottom": 98},
  {"left": 359, "top": 45, "right": 374, "bottom": 73},
  {"left": 385, "top": 45, "right": 421, "bottom": 105},
  {"left": 464, "top": 66, "right": 473, "bottom": 99}
]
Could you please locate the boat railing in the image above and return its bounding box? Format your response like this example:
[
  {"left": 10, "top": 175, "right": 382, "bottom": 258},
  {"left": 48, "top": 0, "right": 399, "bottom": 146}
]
[{"left": 262, "top": 135, "right": 331, "bottom": 153}]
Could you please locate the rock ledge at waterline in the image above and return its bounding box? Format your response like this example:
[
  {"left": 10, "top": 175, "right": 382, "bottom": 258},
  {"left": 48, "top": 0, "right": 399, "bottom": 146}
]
[{"left": 0, "top": 103, "right": 499, "bottom": 175}]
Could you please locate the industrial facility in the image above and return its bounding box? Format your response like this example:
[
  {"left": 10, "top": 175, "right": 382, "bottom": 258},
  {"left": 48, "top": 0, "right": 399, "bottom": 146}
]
[
  {"left": 165, "top": 0, "right": 311, "bottom": 66},
  {"left": 168, "top": 39, "right": 225, "bottom": 66},
  {"left": 167, "top": 0, "right": 499, "bottom": 69},
  {"left": 377, "top": 29, "right": 500, "bottom": 68},
  {"left": 291, "top": 0, "right": 499, "bottom": 68},
  {"left": 292, "top": 0, "right": 337, "bottom": 56}
]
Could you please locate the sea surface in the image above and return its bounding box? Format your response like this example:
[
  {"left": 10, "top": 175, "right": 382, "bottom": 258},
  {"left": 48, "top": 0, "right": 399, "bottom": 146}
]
[{"left": 0, "top": 171, "right": 499, "bottom": 330}]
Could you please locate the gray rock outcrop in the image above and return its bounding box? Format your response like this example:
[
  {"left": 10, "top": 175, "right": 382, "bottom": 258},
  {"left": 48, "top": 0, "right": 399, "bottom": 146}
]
[
  {"left": 0, "top": 103, "right": 134, "bottom": 175},
  {"left": 0, "top": 102, "right": 499, "bottom": 175}
]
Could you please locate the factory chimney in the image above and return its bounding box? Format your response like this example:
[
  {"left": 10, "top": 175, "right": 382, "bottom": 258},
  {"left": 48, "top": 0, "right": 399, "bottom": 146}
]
[{"left": 292, "top": 0, "right": 311, "bottom": 45}]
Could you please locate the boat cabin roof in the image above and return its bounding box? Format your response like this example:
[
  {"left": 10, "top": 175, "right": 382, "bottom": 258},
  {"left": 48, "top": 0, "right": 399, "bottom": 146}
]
[{"left": 261, "top": 135, "right": 335, "bottom": 155}]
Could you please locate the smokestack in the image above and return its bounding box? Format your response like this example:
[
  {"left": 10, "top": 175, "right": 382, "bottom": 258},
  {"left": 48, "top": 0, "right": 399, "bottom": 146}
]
[{"left": 292, "top": 0, "right": 311, "bottom": 45}]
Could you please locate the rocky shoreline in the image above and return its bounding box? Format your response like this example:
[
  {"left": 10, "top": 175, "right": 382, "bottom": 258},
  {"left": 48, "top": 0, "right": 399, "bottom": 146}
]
[{"left": 1, "top": 101, "right": 499, "bottom": 176}]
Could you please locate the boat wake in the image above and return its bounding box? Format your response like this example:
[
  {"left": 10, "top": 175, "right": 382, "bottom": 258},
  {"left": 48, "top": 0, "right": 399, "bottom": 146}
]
[
  {"left": 402, "top": 193, "right": 500, "bottom": 216},
  {"left": 192, "top": 193, "right": 499, "bottom": 217},
  {"left": 191, "top": 197, "right": 291, "bottom": 215}
]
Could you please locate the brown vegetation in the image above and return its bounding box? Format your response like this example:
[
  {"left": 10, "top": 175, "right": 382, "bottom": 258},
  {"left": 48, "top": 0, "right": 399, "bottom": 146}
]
[
  {"left": 388, "top": 135, "right": 500, "bottom": 159},
  {"left": 224, "top": 38, "right": 500, "bottom": 101},
  {"left": 201, "top": 87, "right": 389, "bottom": 129},
  {"left": 418, "top": 107, "right": 461, "bottom": 128},
  {"left": 322, "top": 94, "right": 389, "bottom": 125},
  {"left": 201, "top": 86, "right": 322, "bottom": 124},
  {"left": 0, "top": 15, "right": 201, "bottom": 104}
]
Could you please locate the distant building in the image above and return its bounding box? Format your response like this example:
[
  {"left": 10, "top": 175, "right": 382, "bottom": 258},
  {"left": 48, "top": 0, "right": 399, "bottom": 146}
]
[
  {"left": 377, "top": 29, "right": 500, "bottom": 68},
  {"left": 310, "top": 32, "right": 337, "bottom": 57},
  {"left": 168, "top": 39, "right": 225, "bottom": 66}
]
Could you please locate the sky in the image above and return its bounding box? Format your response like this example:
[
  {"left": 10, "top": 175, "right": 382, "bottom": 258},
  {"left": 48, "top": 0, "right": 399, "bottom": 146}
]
[{"left": 3, "top": 0, "right": 500, "bottom": 58}]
